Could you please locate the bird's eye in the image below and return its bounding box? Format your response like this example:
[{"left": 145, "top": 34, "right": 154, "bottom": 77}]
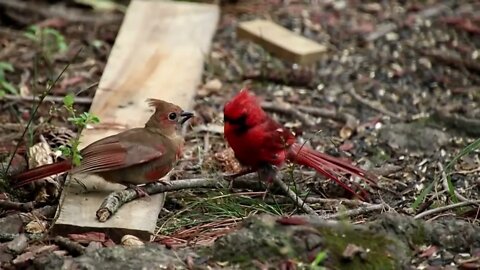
[{"left": 168, "top": 112, "right": 177, "bottom": 121}]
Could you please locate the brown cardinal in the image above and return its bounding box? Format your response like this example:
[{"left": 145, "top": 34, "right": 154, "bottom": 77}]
[
  {"left": 10, "top": 99, "right": 194, "bottom": 194},
  {"left": 223, "top": 88, "right": 376, "bottom": 199}
]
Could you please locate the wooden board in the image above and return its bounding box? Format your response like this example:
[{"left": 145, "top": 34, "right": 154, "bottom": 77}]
[
  {"left": 51, "top": 0, "right": 219, "bottom": 242},
  {"left": 237, "top": 19, "right": 326, "bottom": 65}
]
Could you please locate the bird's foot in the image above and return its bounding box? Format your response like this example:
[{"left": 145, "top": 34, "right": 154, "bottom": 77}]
[
  {"left": 155, "top": 180, "right": 172, "bottom": 186},
  {"left": 224, "top": 168, "right": 256, "bottom": 191},
  {"left": 127, "top": 184, "right": 151, "bottom": 201}
]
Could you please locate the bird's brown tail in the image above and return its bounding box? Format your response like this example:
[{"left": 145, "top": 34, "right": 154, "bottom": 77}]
[
  {"left": 287, "top": 143, "right": 377, "bottom": 197},
  {"left": 11, "top": 160, "right": 72, "bottom": 187}
]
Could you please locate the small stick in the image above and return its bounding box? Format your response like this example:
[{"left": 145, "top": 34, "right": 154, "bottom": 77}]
[
  {"left": 324, "top": 203, "right": 387, "bottom": 219},
  {"left": 365, "top": 0, "right": 454, "bottom": 42},
  {"left": 52, "top": 236, "right": 86, "bottom": 256},
  {"left": 96, "top": 178, "right": 225, "bottom": 222},
  {"left": 261, "top": 101, "right": 315, "bottom": 127},
  {"left": 0, "top": 200, "right": 39, "bottom": 212},
  {"left": 270, "top": 175, "right": 318, "bottom": 215},
  {"left": 347, "top": 87, "right": 402, "bottom": 120},
  {"left": 3, "top": 94, "right": 93, "bottom": 105},
  {"left": 296, "top": 105, "right": 357, "bottom": 124},
  {"left": 413, "top": 200, "right": 480, "bottom": 220}
]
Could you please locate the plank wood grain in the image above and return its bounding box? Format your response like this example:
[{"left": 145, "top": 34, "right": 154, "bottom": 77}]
[
  {"left": 237, "top": 19, "right": 326, "bottom": 65},
  {"left": 51, "top": 0, "right": 219, "bottom": 241}
]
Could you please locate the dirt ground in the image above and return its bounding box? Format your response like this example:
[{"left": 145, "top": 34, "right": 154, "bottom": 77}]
[{"left": 0, "top": 0, "right": 479, "bottom": 269}]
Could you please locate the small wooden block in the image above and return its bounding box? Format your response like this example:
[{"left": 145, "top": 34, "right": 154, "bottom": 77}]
[
  {"left": 51, "top": 0, "right": 219, "bottom": 242},
  {"left": 237, "top": 19, "right": 327, "bottom": 65}
]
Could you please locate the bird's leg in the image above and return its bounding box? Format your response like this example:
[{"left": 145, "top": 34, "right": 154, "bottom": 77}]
[
  {"left": 257, "top": 164, "right": 278, "bottom": 200},
  {"left": 224, "top": 167, "right": 256, "bottom": 190},
  {"left": 155, "top": 179, "right": 172, "bottom": 186},
  {"left": 126, "top": 184, "right": 151, "bottom": 201}
]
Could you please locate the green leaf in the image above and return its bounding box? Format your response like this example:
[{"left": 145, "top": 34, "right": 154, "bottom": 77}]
[
  {"left": 0, "top": 81, "right": 18, "bottom": 95},
  {"left": 0, "top": 90, "right": 5, "bottom": 99},
  {"left": 446, "top": 175, "right": 458, "bottom": 203},
  {"left": 310, "top": 251, "right": 327, "bottom": 270},
  {"left": 0, "top": 62, "right": 14, "bottom": 72},
  {"left": 411, "top": 181, "right": 435, "bottom": 210},
  {"left": 63, "top": 93, "right": 75, "bottom": 108},
  {"left": 90, "top": 115, "right": 100, "bottom": 124}
]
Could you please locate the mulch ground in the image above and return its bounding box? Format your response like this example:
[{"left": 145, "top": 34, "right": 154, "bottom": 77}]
[{"left": 0, "top": 0, "right": 479, "bottom": 269}]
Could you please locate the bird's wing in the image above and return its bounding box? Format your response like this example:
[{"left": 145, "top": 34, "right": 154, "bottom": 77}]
[
  {"left": 261, "top": 118, "right": 296, "bottom": 149},
  {"left": 75, "top": 129, "right": 167, "bottom": 174}
]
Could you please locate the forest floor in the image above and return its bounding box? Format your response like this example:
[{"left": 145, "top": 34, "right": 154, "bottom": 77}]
[{"left": 0, "top": 0, "right": 479, "bottom": 269}]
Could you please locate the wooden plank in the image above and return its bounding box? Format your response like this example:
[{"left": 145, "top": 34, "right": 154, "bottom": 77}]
[
  {"left": 237, "top": 19, "right": 327, "bottom": 65},
  {"left": 51, "top": 0, "right": 219, "bottom": 242}
]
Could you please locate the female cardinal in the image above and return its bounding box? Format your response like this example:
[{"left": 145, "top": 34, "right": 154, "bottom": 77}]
[
  {"left": 223, "top": 88, "right": 376, "bottom": 198},
  {"left": 11, "top": 99, "right": 194, "bottom": 195}
]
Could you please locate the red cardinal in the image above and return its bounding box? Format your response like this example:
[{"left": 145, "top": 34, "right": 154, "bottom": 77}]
[
  {"left": 223, "top": 88, "right": 376, "bottom": 198},
  {"left": 11, "top": 99, "right": 194, "bottom": 194}
]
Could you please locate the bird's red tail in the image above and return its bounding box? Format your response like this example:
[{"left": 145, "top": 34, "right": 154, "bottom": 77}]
[
  {"left": 287, "top": 143, "right": 377, "bottom": 197},
  {"left": 11, "top": 160, "right": 72, "bottom": 187}
]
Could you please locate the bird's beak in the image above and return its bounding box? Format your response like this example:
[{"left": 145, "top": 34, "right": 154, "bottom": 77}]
[{"left": 179, "top": 111, "right": 194, "bottom": 125}]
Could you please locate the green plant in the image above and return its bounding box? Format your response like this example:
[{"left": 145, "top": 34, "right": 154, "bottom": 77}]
[
  {"left": 310, "top": 250, "right": 327, "bottom": 270},
  {"left": 3, "top": 48, "right": 82, "bottom": 180},
  {"left": 24, "top": 26, "right": 68, "bottom": 62},
  {"left": 58, "top": 93, "right": 100, "bottom": 166},
  {"left": 412, "top": 138, "right": 480, "bottom": 209},
  {"left": 0, "top": 61, "right": 18, "bottom": 97}
]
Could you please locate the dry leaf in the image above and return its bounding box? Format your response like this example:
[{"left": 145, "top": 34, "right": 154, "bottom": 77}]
[
  {"left": 24, "top": 220, "right": 48, "bottom": 234},
  {"left": 68, "top": 232, "right": 107, "bottom": 244},
  {"left": 121, "top": 235, "right": 144, "bottom": 247}
]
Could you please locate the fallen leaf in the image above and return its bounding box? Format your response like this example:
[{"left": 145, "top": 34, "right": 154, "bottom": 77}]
[
  {"left": 121, "top": 235, "right": 144, "bottom": 247},
  {"left": 419, "top": 245, "right": 438, "bottom": 258},
  {"left": 24, "top": 220, "right": 48, "bottom": 234},
  {"left": 68, "top": 232, "right": 107, "bottom": 244},
  {"left": 276, "top": 216, "right": 307, "bottom": 226},
  {"left": 339, "top": 141, "right": 354, "bottom": 151}
]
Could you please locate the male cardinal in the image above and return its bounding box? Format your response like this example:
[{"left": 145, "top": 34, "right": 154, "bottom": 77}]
[
  {"left": 10, "top": 99, "right": 194, "bottom": 195},
  {"left": 223, "top": 88, "right": 376, "bottom": 198}
]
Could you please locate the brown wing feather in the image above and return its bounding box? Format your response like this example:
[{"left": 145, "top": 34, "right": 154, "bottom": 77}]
[{"left": 73, "top": 129, "right": 166, "bottom": 174}]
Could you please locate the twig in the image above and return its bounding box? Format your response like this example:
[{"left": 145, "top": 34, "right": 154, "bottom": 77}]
[
  {"left": 268, "top": 171, "right": 317, "bottom": 215},
  {"left": 419, "top": 49, "right": 480, "bottom": 75},
  {"left": 296, "top": 105, "right": 357, "bottom": 124},
  {"left": 432, "top": 110, "right": 480, "bottom": 137},
  {"left": 323, "top": 203, "right": 387, "bottom": 219},
  {"left": 3, "top": 94, "right": 93, "bottom": 105},
  {"left": 0, "top": 200, "right": 39, "bottom": 212},
  {"left": 96, "top": 178, "right": 225, "bottom": 222},
  {"left": 413, "top": 200, "right": 480, "bottom": 220},
  {"left": 52, "top": 236, "right": 86, "bottom": 256},
  {"left": 304, "top": 197, "right": 372, "bottom": 207},
  {"left": 347, "top": 87, "right": 402, "bottom": 120},
  {"left": 261, "top": 101, "right": 316, "bottom": 127},
  {"left": 365, "top": 0, "right": 454, "bottom": 41}
]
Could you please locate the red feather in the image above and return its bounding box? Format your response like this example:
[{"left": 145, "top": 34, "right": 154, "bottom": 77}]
[
  {"left": 12, "top": 160, "right": 72, "bottom": 187},
  {"left": 224, "top": 88, "right": 377, "bottom": 198}
]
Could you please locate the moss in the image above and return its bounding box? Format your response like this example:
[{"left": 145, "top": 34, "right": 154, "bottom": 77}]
[
  {"left": 212, "top": 216, "right": 303, "bottom": 266},
  {"left": 210, "top": 215, "right": 409, "bottom": 269},
  {"left": 319, "top": 225, "right": 407, "bottom": 270}
]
